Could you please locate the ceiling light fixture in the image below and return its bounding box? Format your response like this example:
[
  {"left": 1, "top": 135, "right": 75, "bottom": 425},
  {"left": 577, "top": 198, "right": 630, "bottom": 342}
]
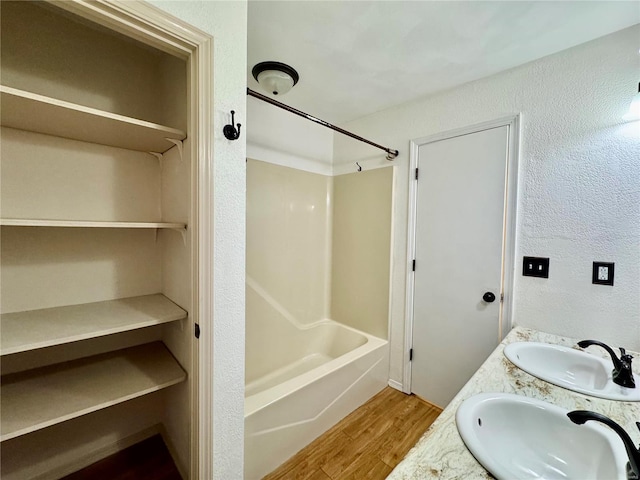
[{"left": 252, "top": 61, "right": 299, "bottom": 96}]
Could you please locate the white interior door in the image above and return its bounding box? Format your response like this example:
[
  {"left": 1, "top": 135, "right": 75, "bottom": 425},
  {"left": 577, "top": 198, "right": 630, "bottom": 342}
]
[{"left": 411, "top": 125, "right": 509, "bottom": 407}]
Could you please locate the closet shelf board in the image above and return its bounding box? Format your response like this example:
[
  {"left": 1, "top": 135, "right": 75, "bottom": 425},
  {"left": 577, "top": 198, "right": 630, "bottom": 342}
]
[
  {"left": 0, "top": 86, "right": 186, "bottom": 153},
  {"left": 0, "top": 342, "right": 186, "bottom": 442},
  {"left": 0, "top": 219, "right": 186, "bottom": 229},
  {"left": 1, "top": 294, "right": 188, "bottom": 355}
]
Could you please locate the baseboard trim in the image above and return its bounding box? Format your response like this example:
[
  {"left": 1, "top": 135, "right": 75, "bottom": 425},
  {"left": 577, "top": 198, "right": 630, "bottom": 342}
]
[
  {"left": 412, "top": 394, "right": 444, "bottom": 412},
  {"left": 388, "top": 379, "right": 404, "bottom": 392}
]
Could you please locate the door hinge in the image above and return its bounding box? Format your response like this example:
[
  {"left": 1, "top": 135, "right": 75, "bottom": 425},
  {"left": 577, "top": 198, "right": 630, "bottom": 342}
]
[
  {"left": 412, "top": 259, "right": 416, "bottom": 271},
  {"left": 409, "top": 348, "right": 413, "bottom": 361},
  {"left": 194, "top": 323, "right": 200, "bottom": 339},
  {"left": 415, "top": 168, "right": 419, "bottom": 180},
  {"left": 500, "top": 293, "right": 504, "bottom": 302}
]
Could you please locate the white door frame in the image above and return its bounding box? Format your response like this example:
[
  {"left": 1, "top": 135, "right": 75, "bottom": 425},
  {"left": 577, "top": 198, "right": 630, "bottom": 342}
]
[
  {"left": 402, "top": 115, "right": 521, "bottom": 394},
  {"left": 48, "top": 1, "right": 214, "bottom": 477}
]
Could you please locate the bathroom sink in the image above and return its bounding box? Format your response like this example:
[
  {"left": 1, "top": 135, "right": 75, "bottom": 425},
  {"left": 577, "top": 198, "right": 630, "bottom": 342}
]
[
  {"left": 504, "top": 342, "right": 640, "bottom": 401},
  {"left": 456, "top": 393, "right": 628, "bottom": 480}
]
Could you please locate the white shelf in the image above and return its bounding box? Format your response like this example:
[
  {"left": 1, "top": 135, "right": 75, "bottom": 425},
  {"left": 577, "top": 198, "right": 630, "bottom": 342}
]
[
  {"left": 0, "top": 85, "right": 186, "bottom": 153},
  {"left": 0, "top": 342, "right": 186, "bottom": 442},
  {"left": 0, "top": 219, "right": 186, "bottom": 229},
  {"left": 1, "top": 294, "right": 187, "bottom": 356}
]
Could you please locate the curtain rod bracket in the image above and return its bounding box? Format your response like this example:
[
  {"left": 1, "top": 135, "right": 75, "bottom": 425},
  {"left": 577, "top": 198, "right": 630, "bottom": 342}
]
[{"left": 247, "top": 88, "right": 398, "bottom": 160}]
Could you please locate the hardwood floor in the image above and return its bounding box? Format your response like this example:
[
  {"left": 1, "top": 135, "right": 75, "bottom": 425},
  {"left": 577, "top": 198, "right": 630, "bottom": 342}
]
[
  {"left": 263, "top": 387, "right": 442, "bottom": 480},
  {"left": 61, "top": 434, "right": 182, "bottom": 480},
  {"left": 60, "top": 388, "right": 439, "bottom": 480}
]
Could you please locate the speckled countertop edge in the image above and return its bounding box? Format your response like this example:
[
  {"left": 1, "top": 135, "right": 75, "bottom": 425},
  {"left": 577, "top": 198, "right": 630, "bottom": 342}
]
[{"left": 386, "top": 326, "right": 640, "bottom": 480}]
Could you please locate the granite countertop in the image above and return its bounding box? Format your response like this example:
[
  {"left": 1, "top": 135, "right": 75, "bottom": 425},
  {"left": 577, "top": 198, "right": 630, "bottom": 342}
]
[{"left": 387, "top": 326, "right": 640, "bottom": 479}]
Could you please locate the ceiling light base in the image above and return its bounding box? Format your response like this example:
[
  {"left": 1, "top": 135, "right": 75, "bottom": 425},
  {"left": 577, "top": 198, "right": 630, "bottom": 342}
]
[{"left": 252, "top": 61, "right": 299, "bottom": 96}]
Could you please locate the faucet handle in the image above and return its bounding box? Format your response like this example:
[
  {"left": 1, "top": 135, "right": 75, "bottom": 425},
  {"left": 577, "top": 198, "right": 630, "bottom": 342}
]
[{"left": 621, "top": 348, "right": 634, "bottom": 363}]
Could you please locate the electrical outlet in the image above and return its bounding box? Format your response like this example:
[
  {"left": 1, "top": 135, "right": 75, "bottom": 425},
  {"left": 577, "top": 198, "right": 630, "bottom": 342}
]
[
  {"left": 598, "top": 266, "right": 608, "bottom": 281},
  {"left": 593, "top": 262, "right": 614, "bottom": 286},
  {"left": 523, "top": 256, "right": 549, "bottom": 278}
]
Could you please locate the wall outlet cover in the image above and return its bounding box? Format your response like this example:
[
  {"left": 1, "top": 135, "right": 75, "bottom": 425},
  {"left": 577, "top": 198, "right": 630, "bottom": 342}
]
[
  {"left": 592, "top": 262, "right": 614, "bottom": 286},
  {"left": 522, "top": 256, "right": 549, "bottom": 278}
]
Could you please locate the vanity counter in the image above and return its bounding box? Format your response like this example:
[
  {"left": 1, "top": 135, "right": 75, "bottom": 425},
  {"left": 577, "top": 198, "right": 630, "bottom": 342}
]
[{"left": 387, "top": 326, "right": 640, "bottom": 479}]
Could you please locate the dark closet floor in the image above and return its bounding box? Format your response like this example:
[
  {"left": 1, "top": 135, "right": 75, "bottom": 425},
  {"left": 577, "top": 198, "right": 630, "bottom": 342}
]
[{"left": 62, "top": 434, "right": 182, "bottom": 480}]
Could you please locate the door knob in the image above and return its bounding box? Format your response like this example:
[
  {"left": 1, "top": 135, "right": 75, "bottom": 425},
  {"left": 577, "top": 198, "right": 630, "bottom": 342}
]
[{"left": 482, "top": 292, "right": 496, "bottom": 303}]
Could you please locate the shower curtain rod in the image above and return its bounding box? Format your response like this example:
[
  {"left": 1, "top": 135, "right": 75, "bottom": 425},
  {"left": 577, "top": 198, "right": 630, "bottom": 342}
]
[{"left": 247, "top": 88, "right": 399, "bottom": 160}]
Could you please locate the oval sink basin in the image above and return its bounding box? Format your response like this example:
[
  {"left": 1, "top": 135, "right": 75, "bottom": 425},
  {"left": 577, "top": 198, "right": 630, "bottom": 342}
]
[
  {"left": 456, "top": 393, "right": 628, "bottom": 480},
  {"left": 504, "top": 342, "right": 640, "bottom": 401}
]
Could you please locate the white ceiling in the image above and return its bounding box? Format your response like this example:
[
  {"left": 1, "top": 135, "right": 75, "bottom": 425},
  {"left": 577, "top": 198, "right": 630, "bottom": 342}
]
[{"left": 248, "top": 1, "right": 640, "bottom": 124}]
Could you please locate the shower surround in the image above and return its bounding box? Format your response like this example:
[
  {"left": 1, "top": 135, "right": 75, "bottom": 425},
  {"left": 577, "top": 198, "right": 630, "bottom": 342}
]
[{"left": 245, "top": 159, "right": 393, "bottom": 478}]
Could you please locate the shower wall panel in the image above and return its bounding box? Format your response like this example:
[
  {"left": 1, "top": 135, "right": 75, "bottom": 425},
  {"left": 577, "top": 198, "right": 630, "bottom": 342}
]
[
  {"left": 331, "top": 167, "right": 393, "bottom": 339},
  {"left": 246, "top": 159, "right": 332, "bottom": 324}
]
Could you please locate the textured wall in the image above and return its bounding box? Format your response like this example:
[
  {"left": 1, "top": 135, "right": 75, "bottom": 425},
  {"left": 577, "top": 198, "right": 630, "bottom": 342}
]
[
  {"left": 331, "top": 168, "right": 393, "bottom": 339},
  {"left": 149, "top": 1, "right": 248, "bottom": 477},
  {"left": 333, "top": 26, "right": 640, "bottom": 386}
]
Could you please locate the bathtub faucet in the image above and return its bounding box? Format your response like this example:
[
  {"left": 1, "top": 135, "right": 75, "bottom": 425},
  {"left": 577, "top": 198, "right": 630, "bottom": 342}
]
[
  {"left": 578, "top": 339, "right": 636, "bottom": 389},
  {"left": 567, "top": 410, "right": 640, "bottom": 480}
]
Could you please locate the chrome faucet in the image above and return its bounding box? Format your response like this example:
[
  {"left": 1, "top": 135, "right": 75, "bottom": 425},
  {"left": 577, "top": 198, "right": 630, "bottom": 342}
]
[
  {"left": 578, "top": 340, "right": 636, "bottom": 389},
  {"left": 568, "top": 410, "right": 640, "bottom": 480}
]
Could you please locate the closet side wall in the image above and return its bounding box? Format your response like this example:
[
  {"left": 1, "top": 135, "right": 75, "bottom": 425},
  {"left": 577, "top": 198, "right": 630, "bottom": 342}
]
[{"left": 161, "top": 139, "right": 194, "bottom": 474}]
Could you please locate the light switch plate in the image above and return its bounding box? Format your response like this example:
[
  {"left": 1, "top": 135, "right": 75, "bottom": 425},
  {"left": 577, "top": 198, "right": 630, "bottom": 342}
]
[
  {"left": 592, "top": 262, "right": 614, "bottom": 286},
  {"left": 523, "top": 256, "right": 549, "bottom": 278}
]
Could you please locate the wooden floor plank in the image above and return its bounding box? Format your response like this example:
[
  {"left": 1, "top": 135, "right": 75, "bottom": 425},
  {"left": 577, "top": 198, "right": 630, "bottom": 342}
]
[
  {"left": 268, "top": 464, "right": 332, "bottom": 480},
  {"left": 348, "top": 409, "right": 396, "bottom": 441},
  {"left": 262, "top": 427, "right": 345, "bottom": 480},
  {"left": 371, "top": 426, "right": 409, "bottom": 461},
  {"left": 382, "top": 405, "right": 441, "bottom": 466},
  {"left": 342, "top": 389, "right": 404, "bottom": 439},
  {"left": 364, "top": 460, "right": 394, "bottom": 479},
  {"left": 307, "top": 470, "right": 332, "bottom": 480},
  {"left": 380, "top": 425, "right": 425, "bottom": 467},
  {"left": 345, "top": 420, "right": 394, "bottom": 460},
  {"left": 262, "top": 387, "right": 442, "bottom": 480},
  {"left": 334, "top": 453, "right": 390, "bottom": 480},
  {"left": 392, "top": 399, "right": 431, "bottom": 431},
  {"left": 337, "top": 387, "right": 398, "bottom": 434},
  {"left": 319, "top": 432, "right": 368, "bottom": 478}
]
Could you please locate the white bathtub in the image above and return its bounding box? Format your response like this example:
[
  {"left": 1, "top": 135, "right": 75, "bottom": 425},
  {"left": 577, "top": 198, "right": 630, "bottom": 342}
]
[{"left": 244, "top": 284, "right": 389, "bottom": 479}]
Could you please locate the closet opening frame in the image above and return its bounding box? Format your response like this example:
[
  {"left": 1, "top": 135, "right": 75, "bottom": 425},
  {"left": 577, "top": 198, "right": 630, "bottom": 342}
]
[{"left": 45, "top": 1, "right": 215, "bottom": 478}]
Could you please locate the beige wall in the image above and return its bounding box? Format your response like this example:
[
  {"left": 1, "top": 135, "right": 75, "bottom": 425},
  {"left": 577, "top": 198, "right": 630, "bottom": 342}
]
[
  {"left": 1, "top": 1, "right": 186, "bottom": 130},
  {"left": 247, "top": 159, "right": 332, "bottom": 324},
  {"left": 331, "top": 168, "right": 393, "bottom": 339},
  {"left": 246, "top": 159, "right": 393, "bottom": 340}
]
